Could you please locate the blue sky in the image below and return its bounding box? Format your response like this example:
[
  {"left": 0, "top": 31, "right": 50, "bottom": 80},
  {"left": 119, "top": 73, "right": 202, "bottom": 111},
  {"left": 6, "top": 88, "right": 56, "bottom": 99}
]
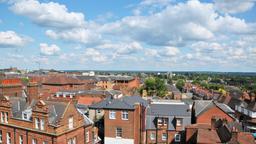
[{"left": 0, "top": 0, "right": 256, "bottom": 71}]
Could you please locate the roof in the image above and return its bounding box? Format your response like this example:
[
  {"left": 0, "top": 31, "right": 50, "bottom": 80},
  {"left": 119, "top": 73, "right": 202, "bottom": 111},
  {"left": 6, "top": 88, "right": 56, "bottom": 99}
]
[
  {"left": 197, "top": 128, "right": 222, "bottom": 143},
  {"left": 146, "top": 102, "right": 191, "bottom": 130},
  {"left": 31, "top": 99, "right": 69, "bottom": 126},
  {"left": 77, "top": 96, "right": 103, "bottom": 105},
  {"left": 89, "top": 96, "right": 148, "bottom": 110},
  {"left": 193, "top": 100, "right": 213, "bottom": 116},
  {"left": 10, "top": 97, "right": 28, "bottom": 118},
  {"left": 42, "top": 75, "right": 82, "bottom": 85},
  {"left": 247, "top": 102, "right": 256, "bottom": 112}
]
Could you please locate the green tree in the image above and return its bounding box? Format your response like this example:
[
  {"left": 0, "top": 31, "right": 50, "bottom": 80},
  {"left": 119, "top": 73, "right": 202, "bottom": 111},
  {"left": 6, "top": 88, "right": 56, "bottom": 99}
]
[
  {"left": 144, "top": 77, "right": 167, "bottom": 97},
  {"left": 176, "top": 79, "right": 185, "bottom": 91}
]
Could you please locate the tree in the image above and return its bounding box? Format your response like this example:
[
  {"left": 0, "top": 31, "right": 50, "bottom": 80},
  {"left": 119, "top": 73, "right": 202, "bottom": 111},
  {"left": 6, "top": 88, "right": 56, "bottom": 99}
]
[
  {"left": 144, "top": 77, "right": 167, "bottom": 97},
  {"left": 176, "top": 79, "right": 185, "bottom": 91}
]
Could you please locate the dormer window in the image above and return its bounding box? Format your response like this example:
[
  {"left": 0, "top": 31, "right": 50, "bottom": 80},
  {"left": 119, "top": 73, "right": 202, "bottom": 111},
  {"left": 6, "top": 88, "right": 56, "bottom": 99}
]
[
  {"left": 157, "top": 117, "right": 168, "bottom": 126},
  {"left": 68, "top": 117, "right": 74, "bottom": 129},
  {"left": 176, "top": 118, "right": 182, "bottom": 127},
  {"left": 23, "top": 113, "right": 27, "bottom": 119}
]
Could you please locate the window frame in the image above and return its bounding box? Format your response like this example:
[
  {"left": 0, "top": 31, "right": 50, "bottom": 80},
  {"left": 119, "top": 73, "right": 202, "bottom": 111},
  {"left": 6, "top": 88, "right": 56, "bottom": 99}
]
[
  {"left": 0, "top": 130, "right": 2, "bottom": 143},
  {"left": 150, "top": 132, "right": 156, "bottom": 140},
  {"left": 68, "top": 116, "right": 74, "bottom": 129},
  {"left": 19, "top": 135, "right": 23, "bottom": 144},
  {"left": 6, "top": 132, "right": 11, "bottom": 144},
  {"left": 109, "top": 110, "right": 116, "bottom": 120},
  {"left": 174, "top": 134, "right": 181, "bottom": 142},
  {"left": 121, "top": 110, "right": 128, "bottom": 120},
  {"left": 176, "top": 118, "right": 182, "bottom": 127},
  {"left": 162, "top": 133, "right": 167, "bottom": 141},
  {"left": 116, "top": 127, "right": 122, "bottom": 138}
]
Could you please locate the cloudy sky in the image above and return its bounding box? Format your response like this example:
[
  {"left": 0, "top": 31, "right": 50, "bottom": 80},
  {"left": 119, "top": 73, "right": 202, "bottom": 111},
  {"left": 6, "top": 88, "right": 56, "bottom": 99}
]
[{"left": 0, "top": 0, "right": 256, "bottom": 71}]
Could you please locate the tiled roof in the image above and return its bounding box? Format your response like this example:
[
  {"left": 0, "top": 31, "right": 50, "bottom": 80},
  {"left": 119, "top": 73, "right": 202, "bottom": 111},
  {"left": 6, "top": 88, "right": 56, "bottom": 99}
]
[
  {"left": 42, "top": 75, "right": 82, "bottom": 85},
  {"left": 77, "top": 96, "right": 103, "bottom": 105}
]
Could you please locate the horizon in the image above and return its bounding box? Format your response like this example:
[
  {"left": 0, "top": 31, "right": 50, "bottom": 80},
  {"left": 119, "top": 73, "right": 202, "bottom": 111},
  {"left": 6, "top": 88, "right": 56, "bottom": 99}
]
[{"left": 0, "top": 0, "right": 256, "bottom": 71}]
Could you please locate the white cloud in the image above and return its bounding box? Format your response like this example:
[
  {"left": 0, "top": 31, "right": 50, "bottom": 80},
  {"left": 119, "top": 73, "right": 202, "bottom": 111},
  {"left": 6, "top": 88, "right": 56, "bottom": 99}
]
[
  {"left": 40, "top": 43, "right": 60, "bottom": 56},
  {"left": 45, "top": 28, "right": 101, "bottom": 44},
  {"left": 10, "top": 0, "right": 85, "bottom": 28},
  {"left": 161, "top": 46, "right": 180, "bottom": 57},
  {"left": 214, "top": 0, "right": 255, "bottom": 14},
  {"left": 84, "top": 48, "right": 107, "bottom": 62},
  {"left": 0, "top": 31, "right": 30, "bottom": 48},
  {"left": 99, "top": 0, "right": 252, "bottom": 46}
]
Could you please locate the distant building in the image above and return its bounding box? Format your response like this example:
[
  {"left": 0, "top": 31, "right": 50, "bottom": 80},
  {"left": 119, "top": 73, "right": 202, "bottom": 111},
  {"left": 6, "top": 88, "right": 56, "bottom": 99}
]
[{"left": 0, "top": 78, "right": 23, "bottom": 97}]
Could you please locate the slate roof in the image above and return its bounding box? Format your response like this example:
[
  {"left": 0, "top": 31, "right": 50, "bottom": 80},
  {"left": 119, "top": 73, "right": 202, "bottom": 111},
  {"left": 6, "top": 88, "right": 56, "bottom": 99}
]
[
  {"left": 9, "top": 97, "right": 27, "bottom": 118},
  {"left": 31, "top": 100, "right": 68, "bottom": 126},
  {"left": 146, "top": 103, "right": 191, "bottom": 130},
  {"left": 194, "top": 100, "right": 236, "bottom": 119},
  {"left": 246, "top": 102, "right": 256, "bottom": 112},
  {"left": 89, "top": 96, "right": 148, "bottom": 110}
]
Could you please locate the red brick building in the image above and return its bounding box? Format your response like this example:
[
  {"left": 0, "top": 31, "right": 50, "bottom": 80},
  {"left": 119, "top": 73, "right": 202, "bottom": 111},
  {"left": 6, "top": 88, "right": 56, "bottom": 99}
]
[
  {"left": 192, "top": 100, "right": 235, "bottom": 124},
  {"left": 0, "top": 78, "right": 23, "bottom": 97},
  {"left": 145, "top": 101, "right": 191, "bottom": 144},
  {"left": 90, "top": 96, "right": 147, "bottom": 144},
  {"left": 0, "top": 96, "right": 98, "bottom": 144},
  {"left": 186, "top": 117, "right": 255, "bottom": 143}
]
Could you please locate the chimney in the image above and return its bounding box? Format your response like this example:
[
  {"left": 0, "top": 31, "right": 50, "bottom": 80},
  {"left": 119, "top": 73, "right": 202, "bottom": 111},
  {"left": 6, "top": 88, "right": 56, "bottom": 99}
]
[
  {"left": 211, "top": 116, "right": 218, "bottom": 130},
  {"left": 230, "top": 126, "right": 238, "bottom": 143},
  {"left": 27, "top": 81, "right": 39, "bottom": 103},
  {"left": 250, "top": 93, "right": 255, "bottom": 102}
]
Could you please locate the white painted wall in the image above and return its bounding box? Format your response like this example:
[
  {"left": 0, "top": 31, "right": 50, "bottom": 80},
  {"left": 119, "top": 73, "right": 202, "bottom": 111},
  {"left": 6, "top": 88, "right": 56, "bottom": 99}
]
[{"left": 104, "top": 137, "right": 134, "bottom": 144}]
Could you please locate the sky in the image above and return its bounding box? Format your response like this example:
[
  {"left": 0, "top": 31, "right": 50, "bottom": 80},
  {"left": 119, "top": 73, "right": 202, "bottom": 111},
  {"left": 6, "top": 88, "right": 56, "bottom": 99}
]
[{"left": 0, "top": 0, "right": 256, "bottom": 72}]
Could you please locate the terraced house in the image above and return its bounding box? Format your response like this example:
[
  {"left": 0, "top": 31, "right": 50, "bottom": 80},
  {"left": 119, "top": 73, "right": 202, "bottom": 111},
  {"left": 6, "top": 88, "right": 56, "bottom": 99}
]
[{"left": 0, "top": 96, "right": 98, "bottom": 144}]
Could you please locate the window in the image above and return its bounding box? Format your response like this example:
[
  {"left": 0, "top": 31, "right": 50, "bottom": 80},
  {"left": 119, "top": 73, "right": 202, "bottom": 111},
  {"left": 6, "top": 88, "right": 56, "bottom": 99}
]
[
  {"left": 109, "top": 111, "right": 116, "bottom": 119},
  {"left": 19, "top": 135, "right": 23, "bottom": 144},
  {"left": 116, "top": 127, "right": 122, "bottom": 138},
  {"left": 150, "top": 132, "right": 156, "bottom": 140},
  {"left": 35, "top": 118, "right": 40, "bottom": 129},
  {"left": 40, "top": 119, "right": 45, "bottom": 130},
  {"left": 162, "top": 133, "right": 167, "bottom": 141},
  {"left": 1, "top": 112, "right": 8, "bottom": 123},
  {"left": 43, "top": 141, "right": 48, "bottom": 144},
  {"left": 175, "top": 134, "right": 181, "bottom": 142},
  {"left": 7, "top": 132, "right": 11, "bottom": 144},
  {"left": 86, "top": 131, "right": 89, "bottom": 142},
  {"left": 96, "top": 109, "right": 101, "bottom": 114},
  {"left": 68, "top": 117, "right": 74, "bottom": 129},
  {"left": 0, "top": 112, "right": 4, "bottom": 123},
  {"left": 32, "top": 138, "right": 37, "bottom": 144},
  {"left": 157, "top": 118, "right": 163, "bottom": 125},
  {"left": 23, "top": 113, "right": 27, "bottom": 120},
  {"left": 4, "top": 112, "right": 8, "bottom": 123},
  {"left": 0, "top": 130, "right": 2, "bottom": 143},
  {"left": 176, "top": 119, "right": 182, "bottom": 127},
  {"left": 121, "top": 111, "right": 128, "bottom": 120},
  {"left": 68, "top": 137, "right": 76, "bottom": 144}
]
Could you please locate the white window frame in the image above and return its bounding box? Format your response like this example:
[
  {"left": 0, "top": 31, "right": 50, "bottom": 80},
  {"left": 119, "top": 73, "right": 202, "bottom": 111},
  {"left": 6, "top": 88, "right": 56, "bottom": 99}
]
[
  {"left": 4, "top": 112, "right": 8, "bottom": 123},
  {"left": 86, "top": 131, "right": 89, "bottom": 142},
  {"left": 116, "top": 127, "right": 122, "bottom": 138},
  {"left": 19, "top": 135, "right": 23, "bottom": 144},
  {"left": 32, "top": 138, "right": 37, "bottom": 144},
  {"left": 176, "top": 118, "right": 182, "bottom": 126},
  {"left": 109, "top": 111, "right": 116, "bottom": 119},
  {"left": 43, "top": 142, "right": 48, "bottom": 144},
  {"left": 174, "top": 134, "right": 181, "bottom": 142},
  {"left": 40, "top": 119, "right": 45, "bottom": 130},
  {"left": 7, "top": 132, "right": 11, "bottom": 144},
  {"left": 35, "top": 118, "right": 40, "bottom": 129},
  {"left": 72, "top": 137, "right": 76, "bottom": 144},
  {"left": 150, "top": 132, "right": 156, "bottom": 140},
  {"left": 68, "top": 117, "right": 74, "bottom": 129},
  {"left": 162, "top": 133, "right": 167, "bottom": 141},
  {"left": 121, "top": 111, "right": 128, "bottom": 120},
  {"left": 1, "top": 112, "right": 4, "bottom": 123}
]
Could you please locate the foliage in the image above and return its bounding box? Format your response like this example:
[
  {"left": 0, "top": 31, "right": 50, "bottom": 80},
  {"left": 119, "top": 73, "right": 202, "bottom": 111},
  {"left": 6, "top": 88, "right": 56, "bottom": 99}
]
[
  {"left": 176, "top": 79, "right": 185, "bottom": 91},
  {"left": 144, "top": 77, "right": 167, "bottom": 97}
]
